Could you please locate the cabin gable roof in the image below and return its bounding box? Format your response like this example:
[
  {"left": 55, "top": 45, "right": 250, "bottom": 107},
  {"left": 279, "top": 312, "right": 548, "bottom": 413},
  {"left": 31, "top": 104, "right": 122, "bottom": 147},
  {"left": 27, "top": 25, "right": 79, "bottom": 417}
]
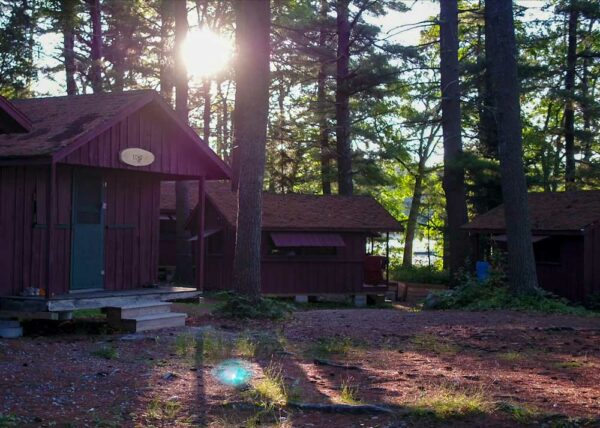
[
  {"left": 463, "top": 191, "right": 600, "bottom": 233},
  {"left": 0, "top": 95, "right": 32, "bottom": 133},
  {"left": 0, "top": 90, "right": 230, "bottom": 179},
  {"left": 161, "top": 181, "right": 403, "bottom": 232}
]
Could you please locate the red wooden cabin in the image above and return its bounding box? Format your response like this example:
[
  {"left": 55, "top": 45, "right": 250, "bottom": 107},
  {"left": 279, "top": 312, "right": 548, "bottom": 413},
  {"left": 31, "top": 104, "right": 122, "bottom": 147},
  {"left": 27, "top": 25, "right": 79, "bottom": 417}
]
[
  {"left": 160, "top": 181, "right": 403, "bottom": 298},
  {"left": 0, "top": 91, "right": 229, "bottom": 310},
  {"left": 463, "top": 191, "right": 600, "bottom": 302}
]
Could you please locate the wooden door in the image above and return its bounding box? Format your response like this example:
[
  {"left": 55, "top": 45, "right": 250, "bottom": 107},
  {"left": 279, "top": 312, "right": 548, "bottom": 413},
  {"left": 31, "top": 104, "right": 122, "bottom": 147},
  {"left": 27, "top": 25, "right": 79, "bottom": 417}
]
[{"left": 70, "top": 171, "right": 104, "bottom": 290}]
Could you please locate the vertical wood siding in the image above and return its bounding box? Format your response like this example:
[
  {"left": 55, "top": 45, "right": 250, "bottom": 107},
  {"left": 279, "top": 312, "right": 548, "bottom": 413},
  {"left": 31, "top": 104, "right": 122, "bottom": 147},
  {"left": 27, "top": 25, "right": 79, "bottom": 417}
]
[
  {"left": 62, "top": 104, "right": 209, "bottom": 177},
  {"left": 0, "top": 165, "right": 161, "bottom": 297},
  {"left": 199, "top": 199, "right": 369, "bottom": 295}
]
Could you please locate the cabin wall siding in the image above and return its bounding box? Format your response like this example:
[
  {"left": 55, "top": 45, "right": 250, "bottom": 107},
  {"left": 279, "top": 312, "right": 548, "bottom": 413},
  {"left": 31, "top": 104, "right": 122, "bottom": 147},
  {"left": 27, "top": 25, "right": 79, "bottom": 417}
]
[
  {"left": 0, "top": 164, "right": 160, "bottom": 297},
  {"left": 199, "top": 198, "right": 368, "bottom": 295},
  {"left": 63, "top": 105, "right": 209, "bottom": 178}
]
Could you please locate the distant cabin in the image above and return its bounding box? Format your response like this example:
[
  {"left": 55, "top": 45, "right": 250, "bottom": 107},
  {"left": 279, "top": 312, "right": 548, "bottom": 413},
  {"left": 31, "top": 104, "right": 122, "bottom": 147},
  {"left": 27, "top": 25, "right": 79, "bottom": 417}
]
[
  {"left": 0, "top": 91, "right": 229, "bottom": 307},
  {"left": 463, "top": 191, "right": 600, "bottom": 302},
  {"left": 160, "top": 181, "right": 403, "bottom": 298}
]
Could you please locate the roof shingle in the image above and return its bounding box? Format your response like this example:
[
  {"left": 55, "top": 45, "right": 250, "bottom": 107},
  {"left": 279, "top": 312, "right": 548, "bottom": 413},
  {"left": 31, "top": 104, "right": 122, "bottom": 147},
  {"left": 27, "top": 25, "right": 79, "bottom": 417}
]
[
  {"left": 161, "top": 181, "right": 403, "bottom": 232},
  {"left": 463, "top": 191, "right": 600, "bottom": 232},
  {"left": 0, "top": 90, "right": 153, "bottom": 158}
]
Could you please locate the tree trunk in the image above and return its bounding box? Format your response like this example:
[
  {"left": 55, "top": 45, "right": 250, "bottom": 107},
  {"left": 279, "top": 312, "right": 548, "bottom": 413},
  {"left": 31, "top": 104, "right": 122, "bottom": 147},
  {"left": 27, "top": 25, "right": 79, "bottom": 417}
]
[
  {"left": 403, "top": 162, "right": 425, "bottom": 268},
  {"left": 231, "top": 0, "right": 271, "bottom": 301},
  {"left": 86, "top": 0, "right": 103, "bottom": 93},
  {"left": 486, "top": 0, "right": 538, "bottom": 294},
  {"left": 335, "top": 0, "right": 353, "bottom": 195},
  {"left": 174, "top": 0, "right": 194, "bottom": 284},
  {"left": 564, "top": 5, "right": 578, "bottom": 191},
  {"left": 439, "top": 0, "right": 469, "bottom": 280},
  {"left": 61, "top": 0, "right": 77, "bottom": 95},
  {"left": 318, "top": 0, "right": 331, "bottom": 195},
  {"left": 159, "top": 0, "right": 174, "bottom": 103}
]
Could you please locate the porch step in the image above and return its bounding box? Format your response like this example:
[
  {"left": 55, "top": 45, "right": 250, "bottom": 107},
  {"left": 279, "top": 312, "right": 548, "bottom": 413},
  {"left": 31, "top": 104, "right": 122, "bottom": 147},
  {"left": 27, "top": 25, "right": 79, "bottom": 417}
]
[
  {"left": 120, "top": 312, "right": 187, "bottom": 332},
  {"left": 105, "top": 301, "right": 172, "bottom": 320}
]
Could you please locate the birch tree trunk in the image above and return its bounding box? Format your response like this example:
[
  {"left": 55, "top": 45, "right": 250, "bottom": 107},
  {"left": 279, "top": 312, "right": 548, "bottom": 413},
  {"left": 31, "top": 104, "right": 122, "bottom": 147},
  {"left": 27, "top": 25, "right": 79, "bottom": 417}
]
[
  {"left": 486, "top": 0, "right": 539, "bottom": 294},
  {"left": 232, "top": 0, "right": 271, "bottom": 300}
]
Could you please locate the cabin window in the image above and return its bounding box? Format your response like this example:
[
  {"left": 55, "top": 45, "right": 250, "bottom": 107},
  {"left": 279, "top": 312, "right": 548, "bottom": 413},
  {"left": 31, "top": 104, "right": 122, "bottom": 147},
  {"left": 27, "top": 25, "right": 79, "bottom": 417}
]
[
  {"left": 268, "top": 232, "right": 344, "bottom": 257},
  {"left": 268, "top": 245, "right": 338, "bottom": 257},
  {"left": 534, "top": 238, "right": 561, "bottom": 264}
]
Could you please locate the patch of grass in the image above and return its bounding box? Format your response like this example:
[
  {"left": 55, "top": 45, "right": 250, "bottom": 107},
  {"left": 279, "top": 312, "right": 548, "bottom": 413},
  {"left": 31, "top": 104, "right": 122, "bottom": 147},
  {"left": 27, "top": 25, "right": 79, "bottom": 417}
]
[
  {"left": 411, "top": 333, "right": 459, "bottom": 355},
  {"left": 201, "top": 330, "right": 233, "bottom": 363},
  {"left": 425, "top": 281, "right": 594, "bottom": 316},
  {"left": 73, "top": 309, "right": 104, "bottom": 319},
  {"left": 392, "top": 265, "right": 449, "bottom": 285},
  {"left": 498, "top": 402, "right": 541, "bottom": 424},
  {"left": 553, "top": 359, "right": 589, "bottom": 369},
  {"left": 413, "top": 386, "right": 490, "bottom": 420},
  {"left": 174, "top": 333, "right": 196, "bottom": 357},
  {"left": 339, "top": 378, "right": 360, "bottom": 405},
  {"left": 235, "top": 335, "right": 257, "bottom": 358},
  {"left": 91, "top": 345, "right": 119, "bottom": 360},
  {"left": 246, "top": 363, "right": 288, "bottom": 407},
  {"left": 496, "top": 351, "right": 524, "bottom": 362},
  {"left": 215, "top": 293, "right": 294, "bottom": 320},
  {"left": 144, "top": 397, "right": 182, "bottom": 423},
  {"left": 310, "top": 336, "right": 355, "bottom": 358},
  {"left": 0, "top": 414, "right": 18, "bottom": 428}
]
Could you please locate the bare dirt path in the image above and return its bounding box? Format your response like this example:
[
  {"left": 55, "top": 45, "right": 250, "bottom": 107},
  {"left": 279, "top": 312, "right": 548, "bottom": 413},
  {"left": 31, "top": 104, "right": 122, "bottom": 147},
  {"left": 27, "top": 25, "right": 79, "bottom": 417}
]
[{"left": 1, "top": 307, "right": 599, "bottom": 427}]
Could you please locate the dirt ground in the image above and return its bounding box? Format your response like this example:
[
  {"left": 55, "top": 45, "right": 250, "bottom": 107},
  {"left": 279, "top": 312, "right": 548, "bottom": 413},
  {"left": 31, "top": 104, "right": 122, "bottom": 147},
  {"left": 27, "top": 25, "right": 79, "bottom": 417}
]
[{"left": 1, "top": 303, "right": 599, "bottom": 428}]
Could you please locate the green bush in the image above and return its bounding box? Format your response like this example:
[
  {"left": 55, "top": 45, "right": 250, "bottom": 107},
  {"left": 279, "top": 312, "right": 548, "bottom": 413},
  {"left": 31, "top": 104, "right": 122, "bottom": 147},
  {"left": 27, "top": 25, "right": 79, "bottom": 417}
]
[
  {"left": 391, "top": 265, "right": 449, "bottom": 285},
  {"left": 424, "top": 276, "right": 592, "bottom": 316},
  {"left": 215, "top": 293, "right": 294, "bottom": 320}
]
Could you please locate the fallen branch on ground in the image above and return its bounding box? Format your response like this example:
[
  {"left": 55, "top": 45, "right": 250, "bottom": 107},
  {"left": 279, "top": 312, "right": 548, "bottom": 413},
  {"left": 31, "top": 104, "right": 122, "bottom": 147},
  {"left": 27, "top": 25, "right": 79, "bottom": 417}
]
[{"left": 313, "top": 358, "right": 362, "bottom": 370}]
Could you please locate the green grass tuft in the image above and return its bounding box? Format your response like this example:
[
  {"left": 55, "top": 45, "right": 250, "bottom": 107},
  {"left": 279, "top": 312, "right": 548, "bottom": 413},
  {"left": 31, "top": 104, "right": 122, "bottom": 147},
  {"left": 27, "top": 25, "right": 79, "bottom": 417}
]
[
  {"left": 173, "top": 333, "right": 196, "bottom": 358},
  {"left": 496, "top": 351, "right": 524, "bottom": 362},
  {"left": 553, "top": 359, "right": 589, "bottom": 369},
  {"left": 411, "top": 333, "right": 459, "bottom": 355},
  {"left": 498, "top": 402, "right": 541, "bottom": 424},
  {"left": 215, "top": 293, "right": 294, "bottom": 320},
  {"left": 339, "top": 378, "right": 360, "bottom": 405},
  {"left": 144, "top": 397, "right": 182, "bottom": 422},
  {"left": 0, "top": 414, "right": 18, "bottom": 428},
  {"left": 246, "top": 363, "right": 288, "bottom": 407},
  {"left": 234, "top": 335, "right": 257, "bottom": 358},
  {"left": 91, "top": 345, "right": 119, "bottom": 360},
  {"left": 310, "top": 336, "right": 355, "bottom": 358},
  {"left": 425, "top": 281, "right": 594, "bottom": 316},
  {"left": 413, "top": 386, "right": 490, "bottom": 419}
]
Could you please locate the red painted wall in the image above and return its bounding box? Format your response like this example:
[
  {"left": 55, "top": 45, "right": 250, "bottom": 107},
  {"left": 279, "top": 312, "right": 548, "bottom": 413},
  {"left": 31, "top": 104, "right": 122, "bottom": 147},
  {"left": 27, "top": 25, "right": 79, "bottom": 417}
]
[
  {"left": 0, "top": 165, "right": 160, "bottom": 297},
  {"left": 63, "top": 103, "right": 210, "bottom": 178}
]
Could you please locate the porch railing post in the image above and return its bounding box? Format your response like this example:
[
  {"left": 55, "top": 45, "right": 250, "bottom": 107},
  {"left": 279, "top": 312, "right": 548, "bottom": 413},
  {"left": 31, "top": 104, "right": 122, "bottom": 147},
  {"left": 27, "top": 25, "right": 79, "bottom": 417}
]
[
  {"left": 45, "top": 161, "right": 56, "bottom": 299},
  {"left": 196, "top": 176, "right": 206, "bottom": 291}
]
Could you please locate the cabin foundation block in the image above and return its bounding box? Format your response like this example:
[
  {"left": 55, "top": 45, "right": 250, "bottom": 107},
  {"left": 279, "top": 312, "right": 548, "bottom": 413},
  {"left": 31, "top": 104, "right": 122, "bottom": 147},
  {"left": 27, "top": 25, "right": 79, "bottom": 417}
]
[
  {"left": 0, "top": 319, "right": 23, "bottom": 338},
  {"left": 354, "top": 295, "right": 367, "bottom": 307},
  {"left": 294, "top": 295, "right": 309, "bottom": 304}
]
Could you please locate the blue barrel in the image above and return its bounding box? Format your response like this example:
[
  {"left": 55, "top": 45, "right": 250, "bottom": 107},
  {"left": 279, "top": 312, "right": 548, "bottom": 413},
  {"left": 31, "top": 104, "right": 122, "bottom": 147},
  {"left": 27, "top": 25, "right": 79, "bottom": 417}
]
[{"left": 476, "top": 261, "right": 490, "bottom": 283}]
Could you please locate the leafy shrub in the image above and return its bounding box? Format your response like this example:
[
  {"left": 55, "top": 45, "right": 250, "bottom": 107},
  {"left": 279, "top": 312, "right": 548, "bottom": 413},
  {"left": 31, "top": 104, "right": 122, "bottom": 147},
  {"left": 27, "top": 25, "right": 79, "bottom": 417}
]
[
  {"left": 91, "top": 345, "right": 119, "bottom": 360},
  {"left": 584, "top": 293, "right": 600, "bottom": 311},
  {"left": 392, "top": 265, "right": 449, "bottom": 285},
  {"left": 423, "top": 275, "right": 592, "bottom": 315},
  {"left": 215, "top": 293, "right": 294, "bottom": 320}
]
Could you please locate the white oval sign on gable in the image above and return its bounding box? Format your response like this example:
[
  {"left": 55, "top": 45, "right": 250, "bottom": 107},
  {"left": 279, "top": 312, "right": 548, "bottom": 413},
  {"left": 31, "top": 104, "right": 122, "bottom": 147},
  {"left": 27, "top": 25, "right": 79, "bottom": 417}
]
[{"left": 120, "top": 148, "right": 155, "bottom": 167}]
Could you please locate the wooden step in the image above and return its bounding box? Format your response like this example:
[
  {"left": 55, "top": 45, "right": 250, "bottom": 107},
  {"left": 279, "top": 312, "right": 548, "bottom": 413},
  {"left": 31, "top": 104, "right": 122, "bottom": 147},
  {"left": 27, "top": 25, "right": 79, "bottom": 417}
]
[
  {"left": 106, "top": 301, "right": 172, "bottom": 321},
  {"left": 120, "top": 312, "right": 187, "bottom": 332}
]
